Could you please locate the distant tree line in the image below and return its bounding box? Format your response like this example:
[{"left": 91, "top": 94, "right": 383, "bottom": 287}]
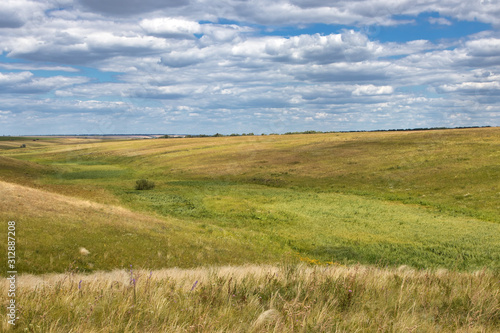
[
  {"left": 159, "top": 126, "right": 493, "bottom": 139},
  {"left": 163, "top": 133, "right": 256, "bottom": 138}
]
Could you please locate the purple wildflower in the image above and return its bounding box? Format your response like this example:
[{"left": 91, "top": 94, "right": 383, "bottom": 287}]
[{"left": 190, "top": 280, "right": 198, "bottom": 291}]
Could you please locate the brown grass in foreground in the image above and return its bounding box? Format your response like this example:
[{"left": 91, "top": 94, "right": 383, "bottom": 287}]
[{"left": 2, "top": 264, "right": 499, "bottom": 332}]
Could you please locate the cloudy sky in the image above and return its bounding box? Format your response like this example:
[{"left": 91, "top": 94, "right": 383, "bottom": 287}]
[{"left": 1, "top": 0, "right": 500, "bottom": 135}]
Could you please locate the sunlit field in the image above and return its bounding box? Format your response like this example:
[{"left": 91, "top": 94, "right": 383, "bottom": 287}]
[{"left": 1, "top": 127, "right": 499, "bottom": 331}]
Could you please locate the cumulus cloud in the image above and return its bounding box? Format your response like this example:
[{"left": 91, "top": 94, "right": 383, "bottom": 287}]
[
  {"left": 175, "top": 0, "right": 500, "bottom": 26},
  {"left": 0, "top": 0, "right": 47, "bottom": 28},
  {"left": 428, "top": 17, "right": 453, "bottom": 26},
  {"left": 2, "top": 16, "right": 170, "bottom": 64},
  {"left": 438, "top": 81, "right": 500, "bottom": 94},
  {"left": 0, "top": 72, "right": 88, "bottom": 94},
  {"left": 0, "top": 0, "right": 499, "bottom": 135},
  {"left": 0, "top": 10, "right": 25, "bottom": 28},
  {"left": 140, "top": 18, "right": 201, "bottom": 38},
  {"left": 352, "top": 84, "right": 394, "bottom": 96},
  {"left": 77, "top": 0, "right": 189, "bottom": 15},
  {"left": 293, "top": 61, "right": 391, "bottom": 82},
  {"left": 228, "top": 30, "right": 382, "bottom": 68},
  {"left": 0, "top": 63, "right": 79, "bottom": 72},
  {"left": 465, "top": 38, "right": 500, "bottom": 57}
]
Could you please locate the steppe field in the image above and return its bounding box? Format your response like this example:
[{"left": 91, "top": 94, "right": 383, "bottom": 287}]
[{"left": 1, "top": 127, "right": 499, "bottom": 332}]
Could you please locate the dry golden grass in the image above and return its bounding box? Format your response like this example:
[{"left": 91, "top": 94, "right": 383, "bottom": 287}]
[
  {"left": 11, "top": 265, "right": 280, "bottom": 291},
  {"left": 2, "top": 264, "right": 498, "bottom": 332},
  {"left": 0, "top": 180, "right": 166, "bottom": 230}
]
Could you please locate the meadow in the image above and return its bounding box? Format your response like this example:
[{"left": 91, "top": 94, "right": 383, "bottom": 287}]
[{"left": 0, "top": 127, "right": 499, "bottom": 331}]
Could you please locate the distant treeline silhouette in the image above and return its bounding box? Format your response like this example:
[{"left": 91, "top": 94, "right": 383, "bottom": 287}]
[{"left": 161, "top": 126, "right": 492, "bottom": 138}]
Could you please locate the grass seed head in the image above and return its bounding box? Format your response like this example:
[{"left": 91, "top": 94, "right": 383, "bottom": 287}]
[{"left": 252, "top": 309, "right": 280, "bottom": 329}]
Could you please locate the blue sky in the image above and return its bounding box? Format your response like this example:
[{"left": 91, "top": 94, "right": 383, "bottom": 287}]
[{"left": 1, "top": 0, "right": 499, "bottom": 135}]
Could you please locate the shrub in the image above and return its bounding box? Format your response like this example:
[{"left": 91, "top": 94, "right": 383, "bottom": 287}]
[{"left": 135, "top": 179, "right": 155, "bottom": 190}]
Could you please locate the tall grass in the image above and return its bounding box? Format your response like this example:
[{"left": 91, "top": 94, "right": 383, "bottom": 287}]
[{"left": 2, "top": 264, "right": 498, "bottom": 332}]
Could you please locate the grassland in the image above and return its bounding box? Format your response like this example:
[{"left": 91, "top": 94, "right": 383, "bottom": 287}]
[
  {"left": 0, "top": 128, "right": 499, "bottom": 331},
  {"left": 2, "top": 264, "right": 500, "bottom": 332}
]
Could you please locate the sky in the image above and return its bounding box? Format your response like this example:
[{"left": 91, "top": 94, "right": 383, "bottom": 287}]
[{"left": 1, "top": 0, "right": 500, "bottom": 135}]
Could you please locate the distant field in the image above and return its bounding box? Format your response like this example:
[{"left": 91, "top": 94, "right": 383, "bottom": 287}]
[{"left": 1, "top": 128, "right": 499, "bottom": 331}]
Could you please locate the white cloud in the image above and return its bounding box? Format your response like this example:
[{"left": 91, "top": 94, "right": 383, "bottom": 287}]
[
  {"left": 0, "top": 0, "right": 499, "bottom": 135},
  {"left": 314, "top": 112, "right": 328, "bottom": 119},
  {"left": 230, "top": 31, "right": 378, "bottom": 65},
  {"left": 2, "top": 16, "right": 170, "bottom": 64},
  {"left": 0, "top": 0, "right": 47, "bottom": 28},
  {"left": 466, "top": 38, "right": 500, "bottom": 57},
  {"left": 140, "top": 18, "right": 201, "bottom": 38},
  {"left": 199, "top": 24, "right": 250, "bottom": 44},
  {"left": 352, "top": 85, "right": 394, "bottom": 96},
  {"left": 438, "top": 81, "right": 500, "bottom": 93},
  {"left": 428, "top": 17, "right": 453, "bottom": 25},
  {"left": 0, "top": 63, "right": 79, "bottom": 72},
  {"left": 0, "top": 72, "right": 33, "bottom": 85},
  {"left": 65, "top": 0, "right": 500, "bottom": 27},
  {"left": 77, "top": 0, "right": 189, "bottom": 16},
  {"left": 0, "top": 71, "right": 89, "bottom": 94},
  {"left": 179, "top": 0, "right": 500, "bottom": 26}
]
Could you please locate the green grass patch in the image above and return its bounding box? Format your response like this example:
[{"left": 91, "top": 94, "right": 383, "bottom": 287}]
[{"left": 57, "top": 168, "right": 129, "bottom": 180}]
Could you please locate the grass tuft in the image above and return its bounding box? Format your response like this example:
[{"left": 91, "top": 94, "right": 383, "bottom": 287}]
[{"left": 134, "top": 179, "right": 155, "bottom": 190}]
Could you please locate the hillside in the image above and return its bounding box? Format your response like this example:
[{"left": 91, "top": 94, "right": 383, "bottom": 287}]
[
  {"left": 1, "top": 128, "right": 500, "bottom": 332},
  {"left": 1, "top": 127, "right": 499, "bottom": 273},
  {"left": 0, "top": 180, "right": 281, "bottom": 274}
]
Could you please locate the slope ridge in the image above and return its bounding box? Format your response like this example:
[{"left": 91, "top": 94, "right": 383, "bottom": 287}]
[{"left": 0, "top": 180, "right": 276, "bottom": 274}]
